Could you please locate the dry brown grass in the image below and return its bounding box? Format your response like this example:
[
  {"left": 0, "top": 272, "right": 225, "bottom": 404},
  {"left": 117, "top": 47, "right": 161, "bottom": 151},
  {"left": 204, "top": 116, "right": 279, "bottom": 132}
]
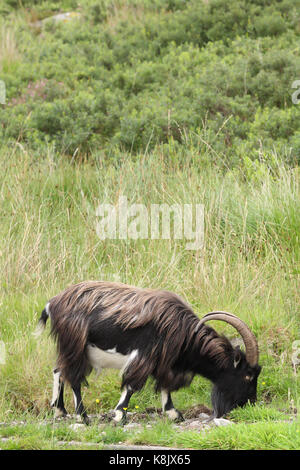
[
  {"left": 105, "top": 1, "right": 154, "bottom": 33},
  {"left": 0, "top": 25, "right": 20, "bottom": 71}
]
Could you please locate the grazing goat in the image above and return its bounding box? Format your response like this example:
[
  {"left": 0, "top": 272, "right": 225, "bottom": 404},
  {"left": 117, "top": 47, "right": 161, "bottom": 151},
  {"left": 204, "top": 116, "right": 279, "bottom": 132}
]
[{"left": 36, "top": 281, "right": 261, "bottom": 424}]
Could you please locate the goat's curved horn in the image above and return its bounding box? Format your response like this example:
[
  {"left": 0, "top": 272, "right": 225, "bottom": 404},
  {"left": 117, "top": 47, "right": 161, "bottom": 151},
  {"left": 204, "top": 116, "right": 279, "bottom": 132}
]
[{"left": 199, "top": 311, "right": 259, "bottom": 367}]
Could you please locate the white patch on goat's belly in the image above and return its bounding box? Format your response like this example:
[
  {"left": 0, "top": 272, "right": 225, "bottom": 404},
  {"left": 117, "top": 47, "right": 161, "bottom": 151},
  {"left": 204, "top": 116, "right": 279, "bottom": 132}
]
[{"left": 87, "top": 344, "right": 138, "bottom": 375}]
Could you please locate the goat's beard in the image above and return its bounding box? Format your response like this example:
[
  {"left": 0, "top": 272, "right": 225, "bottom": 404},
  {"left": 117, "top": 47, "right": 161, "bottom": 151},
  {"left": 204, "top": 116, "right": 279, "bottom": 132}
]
[{"left": 211, "top": 385, "right": 234, "bottom": 418}]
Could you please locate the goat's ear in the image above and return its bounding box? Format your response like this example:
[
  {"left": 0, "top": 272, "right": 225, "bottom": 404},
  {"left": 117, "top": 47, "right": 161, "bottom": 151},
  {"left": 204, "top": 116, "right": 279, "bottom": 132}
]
[{"left": 233, "top": 346, "right": 242, "bottom": 368}]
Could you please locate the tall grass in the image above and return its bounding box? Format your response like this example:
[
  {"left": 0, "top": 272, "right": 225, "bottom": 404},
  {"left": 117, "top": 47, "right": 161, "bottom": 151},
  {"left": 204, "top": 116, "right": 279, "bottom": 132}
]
[{"left": 0, "top": 145, "right": 299, "bottom": 420}]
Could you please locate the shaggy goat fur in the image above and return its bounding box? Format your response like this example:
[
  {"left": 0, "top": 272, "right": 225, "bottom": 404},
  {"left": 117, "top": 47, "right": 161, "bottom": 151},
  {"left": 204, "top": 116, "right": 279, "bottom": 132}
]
[{"left": 47, "top": 281, "right": 232, "bottom": 390}]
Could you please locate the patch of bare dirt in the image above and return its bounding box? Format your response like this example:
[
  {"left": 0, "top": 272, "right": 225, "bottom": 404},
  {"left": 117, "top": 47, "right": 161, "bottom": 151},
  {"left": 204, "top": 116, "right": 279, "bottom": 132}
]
[{"left": 183, "top": 404, "right": 213, "bottom": 419}]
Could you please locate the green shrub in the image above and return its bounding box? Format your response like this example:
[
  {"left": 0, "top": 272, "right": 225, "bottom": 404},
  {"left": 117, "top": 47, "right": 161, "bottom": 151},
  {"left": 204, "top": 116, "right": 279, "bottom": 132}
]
[{"left": 1, "top": 0, "right": 300, "bottom": 162}]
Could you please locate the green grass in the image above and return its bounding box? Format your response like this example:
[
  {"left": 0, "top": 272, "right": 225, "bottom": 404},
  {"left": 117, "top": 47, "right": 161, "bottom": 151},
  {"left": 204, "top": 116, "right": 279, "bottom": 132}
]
[
  {"left": 0, "top": 410, "right": 299, "bottom": 450},
  {"left": 0, "top": 147, "right": 299, "bottom": 449},
  {"left": 131, "top": 419, "right": 300, "bottom": 450}
]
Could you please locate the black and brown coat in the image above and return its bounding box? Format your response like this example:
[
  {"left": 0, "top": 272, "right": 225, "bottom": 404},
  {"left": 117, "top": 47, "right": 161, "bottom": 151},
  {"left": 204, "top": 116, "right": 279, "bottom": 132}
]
[{"left": 36, "top": 281, "right": 261, "bottom": 423}]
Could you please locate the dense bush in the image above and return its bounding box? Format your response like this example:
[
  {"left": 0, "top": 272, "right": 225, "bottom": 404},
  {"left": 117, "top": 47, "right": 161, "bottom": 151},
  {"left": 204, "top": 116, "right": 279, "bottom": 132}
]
[{"left": 0, "top": 0, "right": 300, "bottom": 164}]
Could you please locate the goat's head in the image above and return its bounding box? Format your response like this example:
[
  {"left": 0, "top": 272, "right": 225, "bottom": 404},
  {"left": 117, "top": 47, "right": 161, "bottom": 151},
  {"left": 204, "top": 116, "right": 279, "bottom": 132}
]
[{"left": 199, "top": 312, "right": 261, "bottom": 418}]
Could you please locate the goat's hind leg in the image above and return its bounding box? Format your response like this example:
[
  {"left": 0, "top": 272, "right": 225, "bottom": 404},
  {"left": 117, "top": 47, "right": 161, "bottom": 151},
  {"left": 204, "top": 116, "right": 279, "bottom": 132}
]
[
  {"left": 51, "top": 368, "right": 68, "bottom": 419},
  {"left": 72, "top": 383, "right": 90, "bottom": 425}
]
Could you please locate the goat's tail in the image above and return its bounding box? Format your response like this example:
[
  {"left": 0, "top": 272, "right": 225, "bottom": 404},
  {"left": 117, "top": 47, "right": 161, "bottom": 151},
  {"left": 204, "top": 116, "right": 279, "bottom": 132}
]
[{"left": 33, "top": 304, "right": 50, "bottom": 338}]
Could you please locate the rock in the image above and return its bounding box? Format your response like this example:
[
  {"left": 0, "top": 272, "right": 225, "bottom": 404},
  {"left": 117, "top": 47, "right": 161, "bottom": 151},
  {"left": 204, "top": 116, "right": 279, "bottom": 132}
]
[
  {"left": 213, "top": 418, "right": 233, "bottom": 427},
  {"left": 69, "top": 423, "right": 85, "bottom": 431},
  {"left": 189, "top": 420, "right": 203, "bottom": 428},
  {"left": 31, "top": 12, "right": 81, "bottom": 28},
  {"left": 199, "top": 413, "right": 210, "bottom": 420},
  {"left": 123, "top": 423, "right": 142, "bottom": 430},
  {"left": 47, "top": 12, "right": 81, "bottom": 23}
]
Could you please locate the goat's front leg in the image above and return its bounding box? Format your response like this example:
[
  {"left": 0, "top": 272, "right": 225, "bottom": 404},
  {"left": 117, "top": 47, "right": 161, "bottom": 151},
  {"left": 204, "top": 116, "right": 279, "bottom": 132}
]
[
  {"left": 161, "top": 390, "right": 184, "bottom": 422},
  {"left": 113, "top": 386, "right": 134, "bottom": 424}
]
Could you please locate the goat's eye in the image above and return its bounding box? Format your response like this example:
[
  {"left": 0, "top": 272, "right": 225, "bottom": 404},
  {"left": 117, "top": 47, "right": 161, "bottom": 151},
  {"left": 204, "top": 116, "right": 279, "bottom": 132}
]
[{"left": 245, "top": 375, "right": 252, "bottom": 382}]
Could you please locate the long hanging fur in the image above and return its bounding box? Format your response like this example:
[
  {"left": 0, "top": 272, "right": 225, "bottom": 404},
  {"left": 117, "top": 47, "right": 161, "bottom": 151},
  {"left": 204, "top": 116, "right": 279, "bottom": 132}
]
[{"left": 46, "top": 281, "right": 232, "bottom": 388}]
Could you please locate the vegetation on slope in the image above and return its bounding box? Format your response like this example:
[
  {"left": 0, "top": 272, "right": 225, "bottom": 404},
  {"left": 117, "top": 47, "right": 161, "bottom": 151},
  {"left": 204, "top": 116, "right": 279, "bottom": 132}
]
[
  {"left": 0, "top": 0, "right": 300, "bottom": 164},
  {"left": 0, "top": 0, "right": 299, "bottom": 450}
]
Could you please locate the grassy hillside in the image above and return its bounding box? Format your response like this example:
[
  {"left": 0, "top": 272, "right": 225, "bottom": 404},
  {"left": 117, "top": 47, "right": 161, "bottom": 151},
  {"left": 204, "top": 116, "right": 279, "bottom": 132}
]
[
  {"left": 0, "top": 150, "right": 299, "bottom": 448},
  {"left": 0, "top": 0, "right": 299, "bottom": 450}
]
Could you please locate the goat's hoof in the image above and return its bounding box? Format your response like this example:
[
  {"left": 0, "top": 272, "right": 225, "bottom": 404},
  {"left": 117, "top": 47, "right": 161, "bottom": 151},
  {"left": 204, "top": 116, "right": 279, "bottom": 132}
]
[
  {"left": 112, "top": 409, "right": 127, "bottom": 425},
  {"left": 165, "top": 408, "right": 184, "bottom": 422},
  {"left": 175, "top": 414, "right": 184, "bottom": 423},
  {"left": 76, "top": 414, "right": 90, "bottom": 425},
  {"left": 83, "top": 415, "right": 90, "bottom": 425},
  {"left": 173, "top": 410, "right": 184, "bottom": 423},
  {"left": 53, "top": 407, "right": 68, "bottom": 419}
]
